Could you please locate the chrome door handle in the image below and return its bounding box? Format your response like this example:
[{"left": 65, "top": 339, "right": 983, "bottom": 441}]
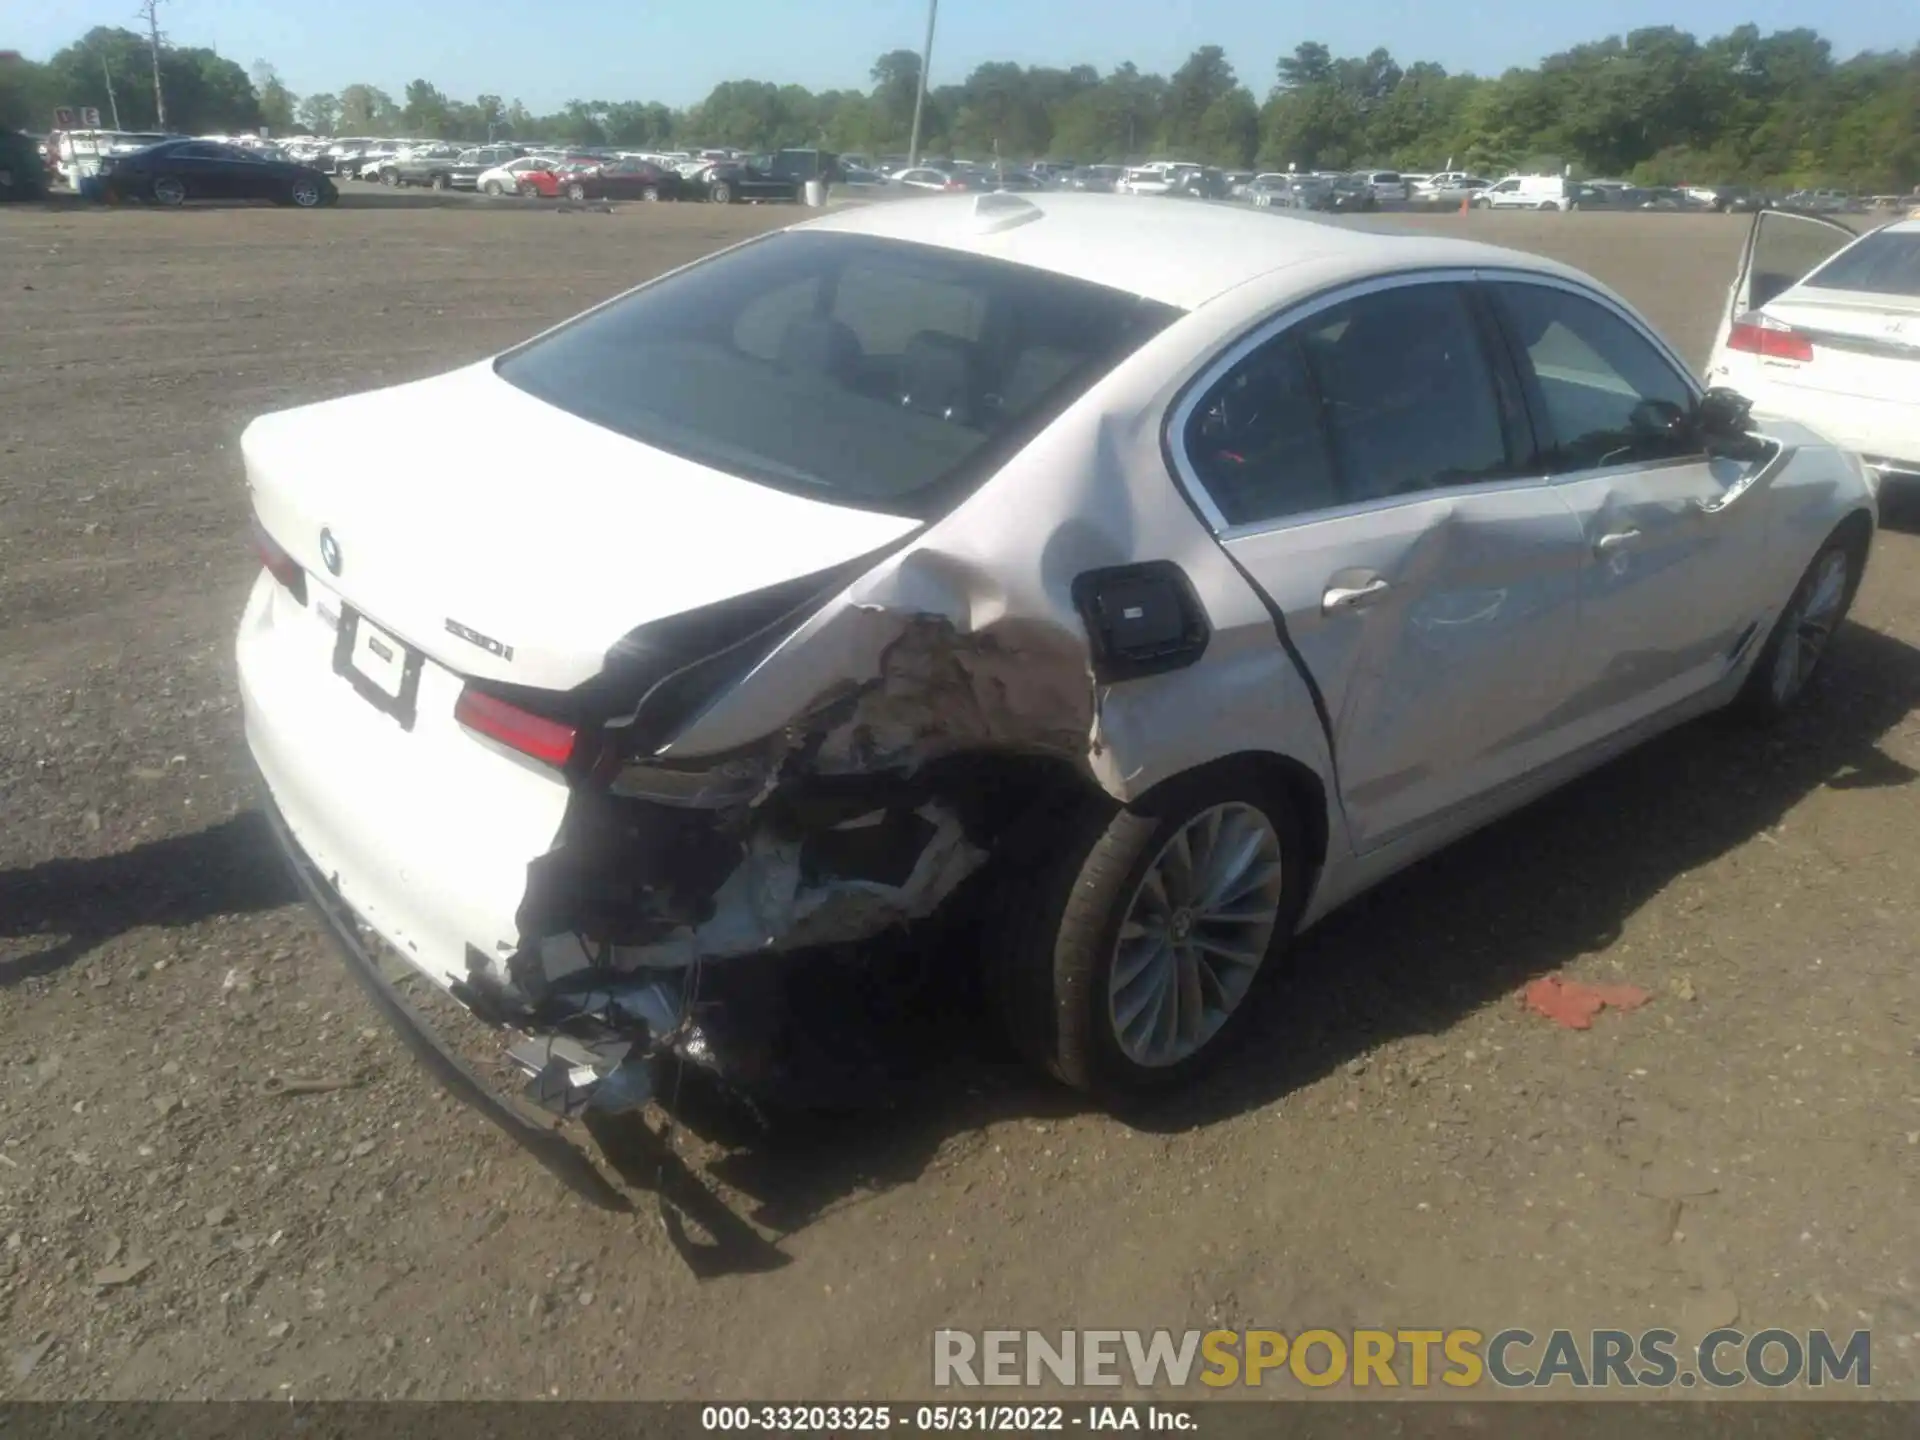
[
  {"left": 1322, "top": 577, "right": 1391, "bottom": 613},
  {"left": 1593, "top": 529, "right": 1641, "bottom": 555}
]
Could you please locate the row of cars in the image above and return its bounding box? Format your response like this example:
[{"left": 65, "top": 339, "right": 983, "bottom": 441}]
[{"left": 287, "top": 136, "right": 827, "bottom": 204}]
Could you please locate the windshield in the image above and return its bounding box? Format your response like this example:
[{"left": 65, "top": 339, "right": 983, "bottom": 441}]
[
  {"left": 494, "top": 231, "right": 1180, "bottom": 518},
  {"left": 1803, "top": 230, "right": 1920, "bottom": 298}
]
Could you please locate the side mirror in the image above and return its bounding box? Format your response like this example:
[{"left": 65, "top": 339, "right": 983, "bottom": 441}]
[{"left": 1695, "top": 386, "right": 1755, "bottom": 440}]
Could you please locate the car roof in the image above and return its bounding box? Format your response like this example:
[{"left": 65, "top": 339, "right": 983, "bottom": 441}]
[{"left": 795, "top": 192, "right": 1583, "bottom": 309}]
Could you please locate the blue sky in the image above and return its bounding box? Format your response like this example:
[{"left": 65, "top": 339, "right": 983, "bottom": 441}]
[{"left": 18, "top": 0, "right": 1917, "bottom": 111}]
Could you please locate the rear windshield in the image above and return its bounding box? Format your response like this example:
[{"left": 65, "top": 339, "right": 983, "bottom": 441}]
[
  {"left": 1804, "top": 230, "right": 1920, "bottom": 298},
  {"left": 495, "top": 231, "right": 1179, "bottom": 518}
]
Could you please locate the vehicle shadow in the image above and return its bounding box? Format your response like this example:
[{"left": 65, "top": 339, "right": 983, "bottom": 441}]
[
  {"left": 0, "top": 811, "right": 298, "bottom": 986},
  {"left": 640, "top": 620, "right": 1920, "bottom": 1270}
]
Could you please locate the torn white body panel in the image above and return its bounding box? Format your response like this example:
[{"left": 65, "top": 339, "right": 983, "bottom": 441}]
[{"left": 537, "top": 804, "right": 986, "bottom": 971}]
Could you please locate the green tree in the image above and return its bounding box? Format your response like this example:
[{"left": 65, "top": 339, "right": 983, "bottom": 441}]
[
  {"left": 1162, "top": 45, "right": 1237, "bottom": 154},
  {"left": 296, "top": 91, "right": 339, "bottom": 134},
  {"left": 251, "top": 60, "right": 295, "bottom": 132}
]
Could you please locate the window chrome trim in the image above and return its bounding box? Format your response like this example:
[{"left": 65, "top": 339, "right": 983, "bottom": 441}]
[
  {"left": 1165, "top": 264, "right": 1717, "bottom": 538},
  {"left": 1166, "top": 267, "right": 1522, "bottom": 537}
]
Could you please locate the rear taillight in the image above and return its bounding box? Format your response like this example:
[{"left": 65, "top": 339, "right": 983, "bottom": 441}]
[
  {"left": 454, "top": 685, "right": 577, "bottom": 768},
  {"left": 250, "top": 515, "right": 307, "bottom": 604},
  {"left": 945, "top": 181, "right": 964, "bottom": 191},
  {"left": 1727, "top": 312, "right": 1814, "bottom": 363}
]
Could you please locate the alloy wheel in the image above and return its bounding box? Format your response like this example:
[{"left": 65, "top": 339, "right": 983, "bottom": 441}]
[
  {"left": 290, "top": 179, "right": 322, "bottom": 208},
  {"left": 1107, "top": 802, "right": 1286, "bottom": 1069},
  {"left": 152, "top": 175, "right": 186, "bottom": 205},
  {"left": 1770, "top": 549, "right": 1851, "bottom": 705}
]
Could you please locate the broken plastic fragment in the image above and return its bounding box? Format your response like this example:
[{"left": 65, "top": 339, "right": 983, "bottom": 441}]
[{"left": 1521, "top": 974, "right": 1651, "bottom": 1030}]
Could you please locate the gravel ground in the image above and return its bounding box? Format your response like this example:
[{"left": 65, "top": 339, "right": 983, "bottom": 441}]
[{"left": 1, "top": 200, "right": 1916, "bottom": 1400}]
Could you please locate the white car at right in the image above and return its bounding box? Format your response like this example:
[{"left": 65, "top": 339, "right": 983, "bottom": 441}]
[{"left": 1706, "top": 213, "right": 1919, "bottom": 491}]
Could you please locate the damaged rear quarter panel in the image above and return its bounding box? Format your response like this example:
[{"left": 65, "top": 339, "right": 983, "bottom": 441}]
[{"left": 655, "top": 308, "right": 1341, "bottom": 825}]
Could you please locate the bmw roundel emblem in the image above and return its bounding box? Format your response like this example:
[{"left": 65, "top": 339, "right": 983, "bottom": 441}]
[{"left": 319, "top": 527, "right": 342, "bottom": 577}]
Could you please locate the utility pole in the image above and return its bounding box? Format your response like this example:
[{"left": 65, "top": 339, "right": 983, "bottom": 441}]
[
  {"left": 906, "top": 0, "right": 938, "bottom": 168},
  {"left": 101, "top": 53, "right": 124, "bottom": 130},
  {"left": 135, "top": 0, "right": 167, "bottom": 131}
]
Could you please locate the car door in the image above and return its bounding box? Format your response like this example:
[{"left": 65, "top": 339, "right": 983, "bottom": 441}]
[
  {"left": 223, "top": 146, "right": 276, "bottom": 201},
  {"left": 1169, "top": 274, "right": 1590, "bottom": 853},
  {"left": 168, "top": 143, "right": 230, "bottom": 199},
  {"left": 1483, "top": 275, "right": 1777, "bottom": 744}
]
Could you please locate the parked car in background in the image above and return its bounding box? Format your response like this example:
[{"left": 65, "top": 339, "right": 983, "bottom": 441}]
[
  {"left": 380, "top": 143, "right": 463, "bottom": 188},
  {"left": 1707, "top": 211, "right": 1918, "bottom": 494},
  {"left": 477, "top": 155, "right": 563, "bottom": 196},
  {"left": 698, "top": 159, "right": 802, "bottom": 204},
  {"left": 1356, "top": 169, "right": 1410, "bottom": 202},
  {"left": 98, "top": 138, "right": 336, "bottom": 207},
  {"left": 562, "top": 158, "right": 686, "bottom": 202},
  {"left": 1326, "top": 174, "right": 1381, "bottom": 212},
  {"left": 893, "top": 165, "right": 970, "bottom": 194},
  {"left": 1475, "top": 174, "right": 1581, "bottom": 211},
  {"left": 1414, "top": 172, "right": 1491, "bottom": 205},
  {"left": 1068, "top": 164, "right": 1124, "bottom": 193},
  {"left": 1166, "top": 168, "right": 1231, "bottom": 200},
  {"left": 508, "top": 158, "right": 597, "bottom": 199}
]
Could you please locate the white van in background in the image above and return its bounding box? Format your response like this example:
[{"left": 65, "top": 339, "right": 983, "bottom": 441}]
[{"left": 1474, "top": 173, "right": 1582, "bottom": 211}]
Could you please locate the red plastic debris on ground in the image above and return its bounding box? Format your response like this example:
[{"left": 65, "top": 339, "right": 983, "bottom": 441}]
[{"left": 1522, "top": 974, "right": 1653, "bottom": 1030}]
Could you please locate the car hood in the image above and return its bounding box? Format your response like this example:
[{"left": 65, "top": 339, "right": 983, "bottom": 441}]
[{"left": 242, "top": 361, "right": 920, "bottom": 691}]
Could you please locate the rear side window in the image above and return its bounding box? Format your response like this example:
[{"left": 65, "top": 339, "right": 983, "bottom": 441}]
[
  {"left": 1804, "top": 231, "right": 1920, "bottom": 297},
  {"left": 1184, "top": 283, "right": 1515, "bottom": 526},
  {"left": 495, "top": 232, "right": 1179, "bottom": 518}
]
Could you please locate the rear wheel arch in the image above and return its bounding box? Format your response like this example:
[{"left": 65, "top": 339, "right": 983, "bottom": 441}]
[{"left": 1129, "top": 750, "right": 1331, "bottom": 898}]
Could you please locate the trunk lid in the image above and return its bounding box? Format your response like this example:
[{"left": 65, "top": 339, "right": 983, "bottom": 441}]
[
  {"left": 243, "top": 361, "right": 919, "bottom": 692},
  {"left": 1762, "top": 288, "right": 1920, "bottom": 403}
]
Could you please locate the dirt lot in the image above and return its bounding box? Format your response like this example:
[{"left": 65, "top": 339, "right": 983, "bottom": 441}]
[{"left": 1, "top": 200, "right": 1916, "bottom": 1401}]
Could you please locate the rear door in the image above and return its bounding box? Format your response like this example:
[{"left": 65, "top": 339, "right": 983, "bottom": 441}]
[
  {"left": 1168, "top": 274, "right": 1589, "bottom": 853},
  {"left": 1485, "top": 275, "right": 1775, "bottom": 743}
]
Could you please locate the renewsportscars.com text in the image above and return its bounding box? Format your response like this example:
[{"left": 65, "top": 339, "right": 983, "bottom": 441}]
[{"left": 932, "top": 1328, "right": 1872, "bottom": 1390}]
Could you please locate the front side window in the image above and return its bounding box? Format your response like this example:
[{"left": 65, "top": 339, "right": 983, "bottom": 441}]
[
  {"left": 1488, "top": 281, "right": 1698, "bottom": 471},
  {"left": 1185, "top": 282, "right": 1514, "bottom": 527},
  {"left": 496, "top": 232, "right": 1179, "bottom": 517}
]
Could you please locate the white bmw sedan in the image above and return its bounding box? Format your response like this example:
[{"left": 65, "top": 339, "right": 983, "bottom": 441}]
[
  {"left": 1706, "top": 211, "right": 1918, "bottom": 492},
  {"left": 238, "top": 193, "right": 1875, "bottom": 1193}
]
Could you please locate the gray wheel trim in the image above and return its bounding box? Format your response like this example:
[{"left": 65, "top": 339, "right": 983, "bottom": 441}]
[
  {"left": 1770, "top": 549, "right": 1851, "bottom": 705},
  {"left": 1106, "top": 801, "right": 1286, "bottom": 1069},
  {"left": 290, "top": 178, "right": 322, "bottom": 207},
  {"left": 153, "top": 175, "right": 186, "bottom": 204}
]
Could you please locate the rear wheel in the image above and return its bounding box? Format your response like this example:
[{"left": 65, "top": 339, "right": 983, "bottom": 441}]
[
  {"left": 380, "top": 169, "right": 397, "bottom": 187},
  {"left": 152, "top": 174, "right": 187, "bottom": 206},
  {"left": 566, "top": 181, "right": 587, "bottom": 202},
  {"left": 1537, "top": 200, "right": 1558, "bottom": 210},
  {"left": 640, "top": 185, "right": 660, "bottom": 202},
  {"left": 1734, "top": 528, "right": 1866, "bottom": 720},
  {"left": 429, "top": 174, "right": 448, "bottom": 192},
  {"left": 482, "top": 179, "right": 503, "bottom": 197},
  {"left": 991, "top": 766, "right": 1307, "bottom": 1099},
  {"left": 288, "top": 177, "right": 324, "bottom": 208},
  {"left": 710, "top": 179, "right": 734, "bottom": 204}
]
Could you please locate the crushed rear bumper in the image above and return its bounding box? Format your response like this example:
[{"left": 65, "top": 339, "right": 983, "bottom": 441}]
[{"left": 257, "top": 789, "right": 633, "bottom": 1212}]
